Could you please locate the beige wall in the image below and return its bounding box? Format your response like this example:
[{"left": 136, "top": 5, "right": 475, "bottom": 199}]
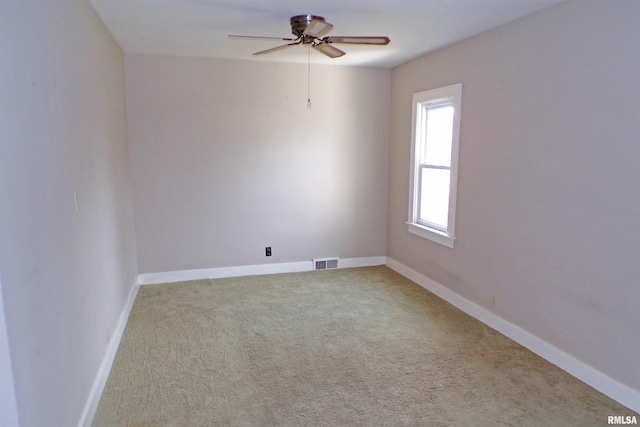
[
  {"left": 0, "top": 1, "right": 138, "bottom": 426},
  {"left": 125, "top": 55, "right": 390, "bottom": 274},
  {"left": 388, "top": 0, "right": 640, "bottom": 395}
]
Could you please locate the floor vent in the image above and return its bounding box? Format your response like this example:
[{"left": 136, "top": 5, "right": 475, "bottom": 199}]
[{"left": 312, "top": 257, "right": 339, "bottom": 271}]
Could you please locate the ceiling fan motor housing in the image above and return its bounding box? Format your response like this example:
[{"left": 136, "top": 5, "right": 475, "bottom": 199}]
[{"left": 290, "top": 14, "right": 324, "bottom": 39}]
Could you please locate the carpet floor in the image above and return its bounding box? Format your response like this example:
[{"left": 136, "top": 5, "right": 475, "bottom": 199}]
[{"left": 93, "top": 266, "right": 636, "bottom": 426}]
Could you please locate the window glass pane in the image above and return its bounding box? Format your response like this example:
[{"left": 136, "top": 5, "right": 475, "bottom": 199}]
[
  {"left": 419, "top": 167, "right": 450, "bottom": 228},
  {"left": 423, "top": 105, "right": 454, "bottom": 167}
]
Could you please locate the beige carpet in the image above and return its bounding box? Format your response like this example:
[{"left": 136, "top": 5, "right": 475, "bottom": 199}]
[{"left": 93, "top": 266, "right": 636, "bottom": 426}]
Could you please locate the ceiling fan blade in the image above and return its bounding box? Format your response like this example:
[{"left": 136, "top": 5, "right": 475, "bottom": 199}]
[
  {"left": 303, "top": 19, "right": 334, "bottom": 38},
  {"left": 228, "top": 35, "right": 296, "bottom": 42},
  {"left": 312, "top": 43, "right": 345, "bottom": 59},
  {"left": 327, "top": 36, "right": 390, "bottom": 45},
  {"left": 253, "top": 42, "right": 300, "bottom": 56}
]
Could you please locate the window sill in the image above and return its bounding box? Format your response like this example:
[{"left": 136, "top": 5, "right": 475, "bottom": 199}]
[{"left": 406, "top": 222, "right": 455, "bottom": 248}]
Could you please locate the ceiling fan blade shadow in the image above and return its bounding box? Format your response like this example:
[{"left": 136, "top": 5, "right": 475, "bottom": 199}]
[
  {"left": 327, "top": 36, "right": 390, "bottom": 45},
  {"left": 312, "top": 43, "right": 345, "bottom": 58},
  {"left": 253, "top": 42, "right": 300, "bottom": 55},
  {"left": 303, "top": 19, "right": 333, "bottom": 38},
  {"left": 229, "top": 35, "right": 295, "bottom": 41}
]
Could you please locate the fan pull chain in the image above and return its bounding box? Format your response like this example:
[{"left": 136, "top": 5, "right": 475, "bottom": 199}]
[{"left": 307, "top": 44, "right": 312, "bottom": 109}]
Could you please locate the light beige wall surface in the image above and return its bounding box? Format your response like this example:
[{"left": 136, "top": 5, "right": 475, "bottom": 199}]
[
  {"left": 125, "top": 55, "right": 390, "bottom": 274},
  {"left": 0, "top": 1, "right": 138, "bottom": 426},
  {"left": 388, "top": 0, "right": 640, "bottom": 394}
]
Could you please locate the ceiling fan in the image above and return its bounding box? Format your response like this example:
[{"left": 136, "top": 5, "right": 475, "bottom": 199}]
[{"left": 228, "top": 14, "right": 390, "bottom": 59}]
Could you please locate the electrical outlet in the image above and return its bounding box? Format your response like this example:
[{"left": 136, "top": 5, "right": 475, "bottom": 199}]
[
  {"left": 265, "top": 247, "right": 272, "bottom": 256},
  {"left": 490, "top": 293, "right": 498, "bottom": 307}
]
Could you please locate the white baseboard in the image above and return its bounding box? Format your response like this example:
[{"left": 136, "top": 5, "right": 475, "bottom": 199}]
[
  {"left": 78, "top": 282, "right": 139, "bottom": 427},
  {"left": 339, "top": 256, "right": 387, "bottom": 269},
  {"left": 137, "top": 256, "right": 386, "bottom": 285},
  {"left": 385, "top": 257, "right": 640, "bottom": 414}
]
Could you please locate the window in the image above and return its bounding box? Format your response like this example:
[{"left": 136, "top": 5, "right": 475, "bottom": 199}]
[{"left": 408, "top": 83, "right": 462, "bottom": 248}]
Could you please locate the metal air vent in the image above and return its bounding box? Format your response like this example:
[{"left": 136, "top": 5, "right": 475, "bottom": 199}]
[{"left": 312, "top": 257, "right": 339, "bottom": 270}]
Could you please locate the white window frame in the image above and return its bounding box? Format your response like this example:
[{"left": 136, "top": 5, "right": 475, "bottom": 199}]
[{"left": 407, "top": 83, "right": 462, "bottom": 248}]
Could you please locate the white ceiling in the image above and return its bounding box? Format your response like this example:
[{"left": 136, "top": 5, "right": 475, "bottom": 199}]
[{"left": 89, "top": 0, "right": 564, "bottom": 68}]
